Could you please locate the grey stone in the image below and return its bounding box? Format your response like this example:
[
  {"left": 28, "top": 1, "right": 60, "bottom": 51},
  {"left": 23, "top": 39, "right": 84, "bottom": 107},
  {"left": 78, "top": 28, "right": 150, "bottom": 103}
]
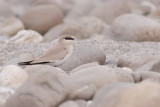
[
  {"left": 90, "top": 81, "right": 160, "bottom": 107},
  {"left": 43, "top": 16, "right": 106, "bottom": 42},
  {"left": 137, "top": 58, "right": 160, "bottom": 72},
  {"left": 117, "top": 56, "right": 157, "bottom": 71},
  {"left": 5, "top": 65, "right": 69, "bottom": 107},
  {"left": 0, "top": 87, "right": 15, "bottom": 107},
  {"left": 21, "top": 5, "right": 63, "bottom": 34},
  {"left": 70, "top": 62, "right": 99, "bottom": 73},
  {"left": 90, "top": 82, "right": 133, "bottom": 107},
  {"left": 69, "top": 65, "right": 134, "bottom": 90},
  {"left": 132, "top": 71, "right": 160, "bottom": 83},
  {"left": 0, "top": 65, "right": 28, "bottom": 86},
  {"left": 59, "top": 44, "right": 106, "bottom": 71},
  {"left": 90, "top": 0, "right": 131, "bottom": 24},
  {"left": 59, "top": 101, "right": 79, "bottom": 107},
  {"left": 111, "top": 14, "right": 160, "bottom": 41},
  {"left": 0, "top": 1, "right": 14, "bottom": 18}
]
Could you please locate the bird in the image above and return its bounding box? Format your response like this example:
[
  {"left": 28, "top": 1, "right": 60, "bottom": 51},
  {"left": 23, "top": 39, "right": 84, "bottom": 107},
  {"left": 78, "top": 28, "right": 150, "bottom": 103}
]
[{"left": 18, "top": 35, "right": 75, "bottom": 66}]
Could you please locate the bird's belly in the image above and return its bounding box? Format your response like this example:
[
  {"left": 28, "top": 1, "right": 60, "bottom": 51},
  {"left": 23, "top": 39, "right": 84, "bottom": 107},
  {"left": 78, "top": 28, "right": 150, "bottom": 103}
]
[{"left": 54, "top": 52, "right": 72, "bottom": 67}]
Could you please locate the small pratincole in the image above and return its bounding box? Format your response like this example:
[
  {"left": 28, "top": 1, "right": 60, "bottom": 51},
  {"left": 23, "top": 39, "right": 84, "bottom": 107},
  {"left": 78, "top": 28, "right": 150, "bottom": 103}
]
[{"left": 18, "top": 35, "right": 75, "bottom": 66}]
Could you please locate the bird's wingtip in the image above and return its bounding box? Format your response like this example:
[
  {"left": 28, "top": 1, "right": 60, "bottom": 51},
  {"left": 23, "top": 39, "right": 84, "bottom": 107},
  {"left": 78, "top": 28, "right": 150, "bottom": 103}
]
[{"left": 18, "top": 61, "right": 33, "bottom": 65}]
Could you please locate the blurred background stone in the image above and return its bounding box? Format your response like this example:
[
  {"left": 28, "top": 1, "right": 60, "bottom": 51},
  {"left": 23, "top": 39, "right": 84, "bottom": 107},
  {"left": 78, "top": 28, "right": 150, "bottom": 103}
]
[
  {"left": 6, "top": 0, "right": 62, "bottom": 17},
  {"left": 0, "top": 1, "right": 14, "bottom": 19},
  {"left": 110, "top": 14, "right": 160, "bottom": 41},
  {"left": 0, "top": 17, "right": 24, "bottom": 37},
  {"left": 43, "top": 16, "right": 106, "bottom": 42},
  {"left": 117, "top": 56, "right": 158, "bottom": 71},
  {"left": 8, "top": 30, "right": 43, "bottom": 43},
  {"left": 90, "top": 0, "right": 131, "bottom": 24},
  {"left": 21, "top": 5, "right": 63, "bottom": 34}
]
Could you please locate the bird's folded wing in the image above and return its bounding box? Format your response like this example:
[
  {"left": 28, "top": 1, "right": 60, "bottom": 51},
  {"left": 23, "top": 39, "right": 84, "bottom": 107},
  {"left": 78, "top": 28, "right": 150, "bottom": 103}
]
[{"left": 31, "top": 46, "right": 68, "bottom": 63}]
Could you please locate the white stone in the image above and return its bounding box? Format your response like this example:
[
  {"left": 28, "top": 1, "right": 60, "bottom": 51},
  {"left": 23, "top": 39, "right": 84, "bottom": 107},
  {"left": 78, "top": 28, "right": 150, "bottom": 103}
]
[
  {"left": 8, "top": 30, "right": 43, "bottom": 43},
  {"left": 0, "top": 17, "right": 24, "bottom": 36},
  {"left": 0, "top": 87, "right": 15, "bottom": 107},
  {"left": 0, "top": 65, "right": 28, "bottom": 86}
]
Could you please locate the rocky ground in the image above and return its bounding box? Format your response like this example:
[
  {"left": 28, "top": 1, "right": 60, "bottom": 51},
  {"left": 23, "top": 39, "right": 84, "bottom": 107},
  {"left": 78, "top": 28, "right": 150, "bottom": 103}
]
[{"left": 1, "top": 0, "right": 160, "bottom": 107}]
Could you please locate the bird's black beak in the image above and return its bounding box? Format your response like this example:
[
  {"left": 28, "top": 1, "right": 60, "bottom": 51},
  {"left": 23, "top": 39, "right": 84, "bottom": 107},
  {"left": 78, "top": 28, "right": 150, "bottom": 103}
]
[{"left": 72, "top": 37, "right": 75, "bottom": 40}]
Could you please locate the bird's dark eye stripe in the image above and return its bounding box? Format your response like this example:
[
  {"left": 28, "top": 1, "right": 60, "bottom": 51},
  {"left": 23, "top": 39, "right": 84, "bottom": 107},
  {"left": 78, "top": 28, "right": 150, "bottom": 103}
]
[{"left": 64, "top": 37, "right": 74, "bottom": 40}]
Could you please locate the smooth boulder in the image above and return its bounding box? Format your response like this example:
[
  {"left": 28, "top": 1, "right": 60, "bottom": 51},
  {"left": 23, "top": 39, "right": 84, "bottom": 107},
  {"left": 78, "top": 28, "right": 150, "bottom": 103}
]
[
  {"left": 69, "top": 65, "right": 134, "bottom": 90},
  {"left": 90, "top": 81, "right": 160, "bottom": 107},
  {"left": 5, "top": 65, "right": 68, "bottom": 107},
  {"left": 0, "top": 65, "right": 28, "bottom": 86},
  {"left": 59, "top": 44, "right": 106, "bottom": 71},
  {"left": 111, "top": 14, "right": 160, "bottom": 41},
  {"left": 43, "top": 16, "right": 106, "bottom": 41},
  {"left": 21, "top": 5, "right": 63, "bottom": 34}
]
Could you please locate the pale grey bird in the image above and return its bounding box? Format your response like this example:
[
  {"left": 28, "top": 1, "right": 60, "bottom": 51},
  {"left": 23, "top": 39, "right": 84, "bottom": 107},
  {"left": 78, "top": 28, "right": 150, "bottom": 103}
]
[{"left": 18, "top": 35, "right": 75, "bottom": 66}]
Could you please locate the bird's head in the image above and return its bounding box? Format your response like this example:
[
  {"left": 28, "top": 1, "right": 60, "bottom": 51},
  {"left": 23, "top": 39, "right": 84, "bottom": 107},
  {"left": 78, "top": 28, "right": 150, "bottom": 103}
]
[{"left": 59, "top": 35, "right": 75, "bottom": 46}]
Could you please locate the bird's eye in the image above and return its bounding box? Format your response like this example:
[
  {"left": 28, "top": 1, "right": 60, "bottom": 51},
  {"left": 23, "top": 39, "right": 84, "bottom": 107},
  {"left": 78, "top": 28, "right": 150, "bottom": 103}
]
[{"left": 64, "top": 37, "right": 74, "bottom": 40}]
